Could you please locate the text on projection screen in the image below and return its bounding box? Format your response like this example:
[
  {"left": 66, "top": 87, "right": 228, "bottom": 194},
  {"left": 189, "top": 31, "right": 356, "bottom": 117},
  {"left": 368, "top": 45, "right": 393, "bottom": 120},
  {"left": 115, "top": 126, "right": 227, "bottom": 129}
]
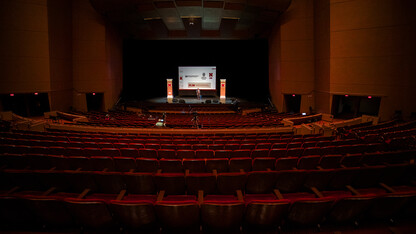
[{"left": 178, "top": 66, "right": 216, "bottom": 90}]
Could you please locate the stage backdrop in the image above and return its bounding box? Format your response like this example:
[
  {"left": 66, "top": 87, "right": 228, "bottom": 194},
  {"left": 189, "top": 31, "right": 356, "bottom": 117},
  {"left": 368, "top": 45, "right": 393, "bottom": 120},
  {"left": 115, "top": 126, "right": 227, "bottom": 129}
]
[{"left": 122, "top": 39, "right": 269, "bottom": 102}]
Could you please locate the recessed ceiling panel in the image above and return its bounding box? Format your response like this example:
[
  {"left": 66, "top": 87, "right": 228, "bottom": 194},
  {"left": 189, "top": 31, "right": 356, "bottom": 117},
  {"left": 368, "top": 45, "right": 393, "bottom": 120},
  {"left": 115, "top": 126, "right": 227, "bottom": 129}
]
[
  {"left": 89, "top": 0, "right": 292, "bottom": 39},
  {"left": 203, "top": 7, "right": 222, "bottom": 30},
  {"left": 147, "top": 18, "right": 169, "bottom": 38},
  {"left": 220, "top": 18, "right": 238, "bottom": 37},
  {"left": 176, "top": 0, "right": 202, "bottom": 7},
  {"left": 182, "top": 17, "right": 202, "bottom": 38},
  {"left": 177, "top": 6, "right": 203, "bottom": 17},
  {"left": 235, "top": 6, "right": 259, "bottom": 30},
  {"left": 137, "top": 3, "right": 159, "bottom": 19},
  {"left": 157, "top": 8, "right": 185, "bottom": 30},
  {"left": 203, "top": 1, "right": 224, "bottom": 8}
]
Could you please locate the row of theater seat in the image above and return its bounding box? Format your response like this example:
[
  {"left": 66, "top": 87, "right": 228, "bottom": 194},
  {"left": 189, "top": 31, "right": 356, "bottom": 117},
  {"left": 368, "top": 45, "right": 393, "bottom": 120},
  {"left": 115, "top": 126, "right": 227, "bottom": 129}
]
[
  {"left": 78, "top": 111, "right": 292, "bottom": 128},
  {"left": 6, "top": 122, "right": 415, "bottom": 143},
  {"left": 2, "top": 130, "right": 413, "bottom": 153},
  {"left": 1, "top": 165, "right": 415, "bottom": 231},
  {"left": 2, "top": 150, "right": 414, "bottom": 172},
  {"left": 2, "top": 190, "right": 415, "bottom": 232},
  {"left": 2, "top": 130, "right": 303, "bottom": 140},
  {"left": 1, "top": 135, "right": 346, "bottom": 147},
  {"left": 0, "top": 142, "right": 387, "bottom": 159},
  {"left": 1, "top": 138, "right": 371, "bottom": 150},
  {"left": 2, "top": 164, "right": 415, "bottom": 196}
]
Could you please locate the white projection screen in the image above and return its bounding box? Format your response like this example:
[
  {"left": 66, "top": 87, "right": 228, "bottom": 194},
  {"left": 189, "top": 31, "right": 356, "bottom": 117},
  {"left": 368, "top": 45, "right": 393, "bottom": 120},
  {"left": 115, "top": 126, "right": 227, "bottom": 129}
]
[{"left": 178, "top": 66, "right": 216, "bottom": 90}]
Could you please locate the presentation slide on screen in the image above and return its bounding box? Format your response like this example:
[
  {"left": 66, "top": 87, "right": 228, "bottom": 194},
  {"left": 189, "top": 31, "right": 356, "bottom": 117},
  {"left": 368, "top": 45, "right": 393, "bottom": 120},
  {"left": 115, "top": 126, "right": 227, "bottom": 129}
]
[{"left": 178, "top": 66, "right": 216, "bottom": 90}]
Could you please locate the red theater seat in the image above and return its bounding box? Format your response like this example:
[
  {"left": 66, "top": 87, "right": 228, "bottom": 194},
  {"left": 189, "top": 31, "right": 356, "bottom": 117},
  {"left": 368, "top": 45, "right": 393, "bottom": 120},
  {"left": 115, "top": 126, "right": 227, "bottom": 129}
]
[
  {"left": 90, "top": 156, "right": 115, "bottom": 171},
  {"left": 275, "top": 170, "right": 307, "bottom": 193},
  {"left": 113, "top": 157, "right": 137, "bottom": 172},
  {"left": 251, "top": 149, "right": 269, "bottom": 158},
  {"left": 255, "top": 143, "right": 272, "bottom": 149},
  {"left": 341, "top": 153, "right": 362, "bottom": 167},
  {"left": 186, "top": 173, "right": 217, "bottom": 195},
  {"left": 201, "top": 201, "right": 245, "bottom": 231},
  {"left": 84, "top": 147, "right": 102, "bottom": 157},
  {"left": 229, "top": 157, "right": 252, "bottom": 172},
  {"left": 159, "top": 159, "right": 183, "bottom": 173},
  {"left": 224, "top": 144, "right": 240, "bottom": 150},
  {"left": 154, "top": 173, "right": 186, "bottom": 195},
  {"left": 138, "top": 148, "right": 158, "bottom": 158},
  {"left": 144, "top": 143, "right": 160, "bottom": 150},
  {"left": 244, "top": 200, "right": 290, "bottom": 230},
  {"left": 319, "top": 154, "right": 342, "bottom": 169},
  {"left": 23, "top": 195, "right": 76, "bottom": 229},
  {"left": 109, "top": 200, "right": 156, "bottom": 231},
  {"left": 113, "top": 142, "right": 128, "bottom": 149},
  {"left": 136, "top": 158, "right": 159, "bottom": 173},
  {"left": 252, "top": 157, "right": 275, "bottom": 171},
  {"left": 64, "top": 198, "right": 117, "bottom": 230},
  {"left": 216, "top": 172, "right": 247, "bottom": 195},
  {"left": 100, "top": 148, "right": 120, "bottom": 157},
  {"left": 287, "top": 197, "right": 335, "bottom": 228},
  {"left": 177, "top": 149, "right": 195, "bottom": 159},
  {"left": 157, "top": 149, "right": 176, "bottom": 159},
  {"left": 193, "top": 144, "right": 208, "bottom": 150},
  {"left": 328, "top": 195, "right": 375, "bottom": 224},
  {"left": 246, "top": 171, "right": 277, "bottom": 194},
  {"left": 275, "top": 157, "right": 298, "bottom": 170},
  {"left": 160, "top": 144, "right": 176, "bottom": 150},
  {"left": 176, "top": 144, "right": 192, "bottom": 150},
  {"left": 286, "top": 148, "right": 303, "bottom": 157},
  {"left": 297, "top": 155, "right": 320, "bottom": 170},
  {"left": 122, "top": 172, "right": 156, "bottom": 194},
  {"left": 92, "top": 171, "right": 125, "bottom": 194},
  {"left": 67, "top": 156, "right": 91, "bottom": 171},
  {"left": 214, "top": 149, "right": 232, "bottom": 158},
  {"left": 195, "top": 149, "right": 214, "bottom": 158},
  {"left": 206, "top": 158, "right": 229, "bottom": 173},
  {"left": 269, "top": 148, "right": 287, "bottom": 158},
  {"left": 208, "top": 144, "right": 224, "bottom": 150},
  {"left": 155, "top": 201, "right": 200, "bottom": 231},
  {"left": 183, "top": 159, "right": 206, "bottom": 173},
  {"left": 240, "top": 143, "right": 256, "bottom": 150},
  {"left": 231, "top": 149, "right": 251, "bottom": 158},
  {"left": 271, "top": 143, "right": 287, "bottom": 149}
]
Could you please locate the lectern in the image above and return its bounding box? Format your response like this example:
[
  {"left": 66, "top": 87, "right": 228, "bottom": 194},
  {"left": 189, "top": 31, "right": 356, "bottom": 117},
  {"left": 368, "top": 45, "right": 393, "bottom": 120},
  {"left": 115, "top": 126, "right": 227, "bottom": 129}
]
[
  {"left": 167, "top": 79, "right": 173, "bottom": 103},
  {"left": 220, "top": 79, "right": 226, "bottom": 104}
]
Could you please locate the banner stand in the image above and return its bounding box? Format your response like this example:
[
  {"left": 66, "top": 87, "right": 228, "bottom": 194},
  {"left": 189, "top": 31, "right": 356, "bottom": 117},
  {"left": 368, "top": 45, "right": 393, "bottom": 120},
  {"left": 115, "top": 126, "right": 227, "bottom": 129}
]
[
  {"left": 167, "top": 79, "right": 173, "bottom": 103},
  {"left": 220, "top": 79, "right": 226, "bottom": 104}
]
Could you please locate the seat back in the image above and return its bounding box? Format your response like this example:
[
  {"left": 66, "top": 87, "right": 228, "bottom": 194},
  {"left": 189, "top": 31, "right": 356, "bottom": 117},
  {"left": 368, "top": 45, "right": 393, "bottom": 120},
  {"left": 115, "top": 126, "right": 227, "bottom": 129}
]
[{"left": 155, "top": 201, "right": 200, "bottom": 230}]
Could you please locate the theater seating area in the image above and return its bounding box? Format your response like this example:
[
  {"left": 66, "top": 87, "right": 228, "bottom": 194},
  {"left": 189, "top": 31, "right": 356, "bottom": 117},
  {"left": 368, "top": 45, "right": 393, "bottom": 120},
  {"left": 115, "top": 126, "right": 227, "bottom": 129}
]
[
  {"left": 1, "top": 165, "right": 415, "bottom": 232},
  {"left": 1, "top": 118, "right": 416, "bottom": 232},
  {"left": 68, "top": 111, "right": 296, "bottom": 128}
]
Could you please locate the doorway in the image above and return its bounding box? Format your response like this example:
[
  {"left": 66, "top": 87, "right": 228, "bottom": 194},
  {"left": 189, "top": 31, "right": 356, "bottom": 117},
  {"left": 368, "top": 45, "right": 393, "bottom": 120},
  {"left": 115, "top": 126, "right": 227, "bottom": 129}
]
[
  {"left": 0, "top": 93, "right": 50, "bottom": 117},
  {"left": 332, "top": 95, "right": 381, "bottom": 119},
  {"left": 284, "top": 94, "right": 301, "bottom": 113},
  {"left": 86, "top": 93, "right": 104, "bottom": 112}
]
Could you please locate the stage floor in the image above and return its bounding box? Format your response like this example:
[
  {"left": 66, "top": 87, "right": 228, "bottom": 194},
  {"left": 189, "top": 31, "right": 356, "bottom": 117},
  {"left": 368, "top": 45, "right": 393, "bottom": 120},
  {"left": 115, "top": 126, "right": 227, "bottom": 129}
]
[{"left": 145, "top": 96, "right": 241, "bottom": 105}]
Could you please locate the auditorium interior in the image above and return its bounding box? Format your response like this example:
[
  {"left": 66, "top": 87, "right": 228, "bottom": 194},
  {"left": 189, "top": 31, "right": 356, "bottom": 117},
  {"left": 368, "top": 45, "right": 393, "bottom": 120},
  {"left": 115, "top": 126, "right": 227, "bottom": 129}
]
[{"left": 0, "top": 0, "right": 416, "bottom": 233}]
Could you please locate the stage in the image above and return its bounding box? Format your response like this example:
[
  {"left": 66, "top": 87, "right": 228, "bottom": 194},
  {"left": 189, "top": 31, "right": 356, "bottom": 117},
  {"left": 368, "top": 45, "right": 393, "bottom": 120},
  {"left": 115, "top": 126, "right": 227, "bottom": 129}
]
[
  {"left": 145, "top": 96, "right": 241, "bottom": 105},
  {"left": 119, "top": 96, "right": 270, "bottom": 114}
]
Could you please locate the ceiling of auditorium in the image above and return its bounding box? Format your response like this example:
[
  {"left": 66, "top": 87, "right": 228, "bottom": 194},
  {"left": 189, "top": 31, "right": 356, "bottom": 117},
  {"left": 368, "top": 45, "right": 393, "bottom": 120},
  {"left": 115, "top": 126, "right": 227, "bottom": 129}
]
[{"left": 89, "top": 0, "right": 292, "bottom": 39}]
